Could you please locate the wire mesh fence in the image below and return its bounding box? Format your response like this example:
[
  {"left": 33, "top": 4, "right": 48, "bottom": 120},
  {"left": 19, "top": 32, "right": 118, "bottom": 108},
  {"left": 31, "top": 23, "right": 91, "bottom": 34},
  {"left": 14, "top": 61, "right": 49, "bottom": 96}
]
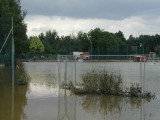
[
  {"left": 0, "top": 18, "right": 12, "bottom": 66},
  {"left": 0, "top": 17, "right": 14, "bottom": 84},
  {"left": 58, "top": 55, "right": 146, "bottom": 92},
  {"left": 58, "top": 55, "right": 160, "bottom": 120},
  {"left": 0, "top": 17, "right": 15, "bottom": 120}
]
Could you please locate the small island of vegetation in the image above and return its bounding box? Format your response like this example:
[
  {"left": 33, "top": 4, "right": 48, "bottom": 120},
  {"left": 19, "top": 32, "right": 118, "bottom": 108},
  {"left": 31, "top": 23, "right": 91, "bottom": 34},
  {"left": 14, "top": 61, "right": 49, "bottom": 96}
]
[{"left": 63, "top": 70, "right": 155, "bottom": 99}]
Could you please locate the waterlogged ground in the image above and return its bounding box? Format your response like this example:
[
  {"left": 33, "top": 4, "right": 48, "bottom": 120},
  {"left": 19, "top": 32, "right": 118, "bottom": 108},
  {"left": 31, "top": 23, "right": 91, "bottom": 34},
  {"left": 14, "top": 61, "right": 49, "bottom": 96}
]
[{"left": 0, "top": 62, "right": 160, "bottom": 120}]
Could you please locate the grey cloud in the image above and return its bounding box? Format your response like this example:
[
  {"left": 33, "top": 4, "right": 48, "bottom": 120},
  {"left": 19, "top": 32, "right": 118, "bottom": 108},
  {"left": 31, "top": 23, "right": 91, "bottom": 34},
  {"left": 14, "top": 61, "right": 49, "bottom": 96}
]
[{"left": 21, "top": 0, "right": 160, "bottom": 20}]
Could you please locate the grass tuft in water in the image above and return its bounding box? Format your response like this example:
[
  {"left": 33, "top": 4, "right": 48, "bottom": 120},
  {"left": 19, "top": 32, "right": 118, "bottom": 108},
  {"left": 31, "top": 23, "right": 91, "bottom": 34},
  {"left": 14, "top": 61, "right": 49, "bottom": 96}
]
[
  {"left": 65, "top": 70, "right": 155, "bottom": 98},
  {"left": 15, "top": 61, "right": 30, "bottom": 85},
  {"left": 80, "top": 70, "right": 123, "bottom": 95}
]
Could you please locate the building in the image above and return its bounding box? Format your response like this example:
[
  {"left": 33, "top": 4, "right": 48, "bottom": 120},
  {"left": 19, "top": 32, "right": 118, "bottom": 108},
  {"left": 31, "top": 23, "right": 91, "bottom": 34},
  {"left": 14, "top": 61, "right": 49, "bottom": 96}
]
[
  {"left": 133, "top": 55, "right": 146, "bottom": 62},
  {"left": 72, "top": 52, "right": 90, "bottom": 60}
]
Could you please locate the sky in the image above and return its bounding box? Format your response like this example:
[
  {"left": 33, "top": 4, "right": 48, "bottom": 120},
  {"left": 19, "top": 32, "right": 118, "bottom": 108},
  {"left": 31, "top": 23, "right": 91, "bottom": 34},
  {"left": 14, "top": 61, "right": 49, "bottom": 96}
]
[{"left": 21, "top": 0, "right": 160, "bottom": 39}]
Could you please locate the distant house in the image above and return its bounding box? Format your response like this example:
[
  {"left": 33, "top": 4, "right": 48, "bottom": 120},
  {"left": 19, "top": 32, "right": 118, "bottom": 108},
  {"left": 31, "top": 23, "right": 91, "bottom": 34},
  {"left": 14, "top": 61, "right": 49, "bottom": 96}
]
[
  {"left": 72, "top": 52, "right": 83, "bottom": 59},
  {"left": 72, "top": 52, "right": 90, "bottom": 60}
]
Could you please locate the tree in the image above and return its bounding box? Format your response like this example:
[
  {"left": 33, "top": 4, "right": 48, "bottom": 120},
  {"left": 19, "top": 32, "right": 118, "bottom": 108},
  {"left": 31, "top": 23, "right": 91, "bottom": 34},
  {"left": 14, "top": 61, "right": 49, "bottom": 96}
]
[
  {"left": 115, "top": 31, "right": 126, "bottom": 42},
  {"left": 0, "top": 0, "right": 28, "bottom": 57},
  {"left": 29, "top": 36, "right": 45, "bottom": 54},
  {"left": 39, "top": 30, "right": 59, "bottom": 54}
]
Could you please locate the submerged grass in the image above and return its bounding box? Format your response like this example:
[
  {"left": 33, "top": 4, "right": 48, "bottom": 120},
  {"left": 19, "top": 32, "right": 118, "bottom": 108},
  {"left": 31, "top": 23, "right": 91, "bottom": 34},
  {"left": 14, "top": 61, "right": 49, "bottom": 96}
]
[
  {"left": 65, "top": 70, "right": 155, "bottom": 99},
  {"left": 15, "top": 61, "right": 30, "bottom": 85},
  {"left": 81, "top": 70, "right": 123, "bottom": 94}
]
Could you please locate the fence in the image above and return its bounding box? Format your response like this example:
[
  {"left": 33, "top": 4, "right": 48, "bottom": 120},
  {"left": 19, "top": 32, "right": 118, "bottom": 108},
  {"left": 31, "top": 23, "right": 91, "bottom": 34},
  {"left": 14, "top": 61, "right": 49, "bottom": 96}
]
[
  {"left": 0, "top": 17, "right": 15, "bottom": 120},
  {"left": 57, "top": 55, "right": 160, "bottom": 120},
  {"left": 0, "top": 17, "right": 14, "bottom": 84},
  {"left": 58, "top": 55, "right": 147, "bottom": 92}
]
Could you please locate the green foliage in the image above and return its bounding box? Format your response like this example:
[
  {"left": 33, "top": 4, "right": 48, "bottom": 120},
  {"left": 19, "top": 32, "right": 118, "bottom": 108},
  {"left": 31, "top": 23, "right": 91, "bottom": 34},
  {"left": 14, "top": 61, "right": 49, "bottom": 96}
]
[
  {"left": 29, "top": 36, "right": 45, "bottom": 53},
  {"left": 155, "top": 45, "right": 160, "bottom": 54},
  {"left": 67, "top": 70, "right": 155, "bottom": 98},
  {"left": 0, "top": 0, "right": 28, "bottom": 57},
  {"left": 24, "top": 27, "right": 160, "bottom": 56},
  {"left": 39, "top": 30, "right": 60, "bottom": 54},
  {"left": 127, "top": 34, "right": 160, "bottom": 55},
  {"left": 81, "top": 70, "right": 123, "bottom": 94},
  {"left": 36, "top": 28, "right": 128, "bottom": 55}
]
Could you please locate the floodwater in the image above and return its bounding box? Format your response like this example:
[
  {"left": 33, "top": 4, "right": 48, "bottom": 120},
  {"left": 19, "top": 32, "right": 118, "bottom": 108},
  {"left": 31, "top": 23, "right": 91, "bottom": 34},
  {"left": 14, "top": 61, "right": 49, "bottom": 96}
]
[{"left": 0, "top": 62, "right": 160, "bottom": 120}]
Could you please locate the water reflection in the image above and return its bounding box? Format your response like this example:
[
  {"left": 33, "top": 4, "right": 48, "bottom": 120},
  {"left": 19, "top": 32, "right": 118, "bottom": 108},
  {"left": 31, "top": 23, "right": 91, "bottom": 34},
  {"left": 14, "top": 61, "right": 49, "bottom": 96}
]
[
  {"left": 81, "top": 95, "right": 123, "bottom": 115},
  {"left": 23, "top": 62, "right": 58, "bottom": 99},
  {"left": 58, "top": 89, "right": 154, "bottom": 120},
  {"left": 78, "top": 95, "right": 153, "bottom": 120},
  {"left": 1, "top": 62, "right": 158, "bottom": 120},
  {"left": 0, "top": 81, "right": 29, "bottom": 120},
  {"left": 0, "top": 66, "right": 12, "bottom": 84},
  {"left": 31, "top": 73, "right": 57, "bottom": 88},
  {"left": 58, "top": 88, "right": 76, "bottom": 120},
  {"left": 0, "top": 63, "right": 29, "bottom": 120},
  {"left": 23, "top": 62, "right": 58, "bottom": 88}
]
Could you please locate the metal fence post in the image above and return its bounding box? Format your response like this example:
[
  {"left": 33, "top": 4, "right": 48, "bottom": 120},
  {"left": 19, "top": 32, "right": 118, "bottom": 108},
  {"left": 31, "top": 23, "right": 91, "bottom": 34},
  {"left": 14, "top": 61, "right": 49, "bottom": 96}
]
[
  {"left": 57, "top": 55, "right": 60, "bottom": 87},
  {"left": 65, "top": 56, "right": 67, "bottom": 85},
  {"left": 143, "top": 60, "right": 145, "bottom": 94},
  {"left": 75, "top": 57, "right": 77, "bottom": 85},
  {"left": 140, "top": 60, "right": 143, "bottom": 94}
]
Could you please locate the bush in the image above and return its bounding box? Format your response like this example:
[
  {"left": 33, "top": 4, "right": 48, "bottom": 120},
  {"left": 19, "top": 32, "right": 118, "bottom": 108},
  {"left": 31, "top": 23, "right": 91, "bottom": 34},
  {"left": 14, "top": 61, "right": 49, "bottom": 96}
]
[
  {"left": 81, "top": 70, "right": 123, "bottom": 94},
  {"left": 68, "top": 70, "right": 155, "bottom": 99}
]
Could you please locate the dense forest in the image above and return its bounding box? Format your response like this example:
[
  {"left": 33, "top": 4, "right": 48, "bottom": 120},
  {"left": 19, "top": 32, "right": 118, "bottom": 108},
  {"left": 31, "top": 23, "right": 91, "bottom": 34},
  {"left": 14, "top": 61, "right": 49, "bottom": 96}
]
[
  {"left": 1, "top": 0, "right": 160, "bottom": 59},
  {"left": 31, "top": 28, "right": 160, "bottom": 57}
]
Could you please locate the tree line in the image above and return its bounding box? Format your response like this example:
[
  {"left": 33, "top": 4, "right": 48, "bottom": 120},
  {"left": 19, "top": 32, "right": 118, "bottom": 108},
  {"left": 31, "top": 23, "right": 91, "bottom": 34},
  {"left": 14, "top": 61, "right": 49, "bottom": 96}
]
[{"left": 29, "top": 28, "right": 160, "bottom": 57}]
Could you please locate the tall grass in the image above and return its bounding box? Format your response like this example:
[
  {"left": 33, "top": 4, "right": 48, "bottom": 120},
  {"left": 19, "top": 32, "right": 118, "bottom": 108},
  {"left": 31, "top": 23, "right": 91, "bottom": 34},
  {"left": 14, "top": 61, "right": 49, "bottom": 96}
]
[
  {"left": 15, "top": 61, "right": 30, "bottom": 85},
  {"left": 81, "top": 70, "right": 123, "bottom": 94},
  {"left": 69, "top": 70, "right": 155, "bottom": 98}
]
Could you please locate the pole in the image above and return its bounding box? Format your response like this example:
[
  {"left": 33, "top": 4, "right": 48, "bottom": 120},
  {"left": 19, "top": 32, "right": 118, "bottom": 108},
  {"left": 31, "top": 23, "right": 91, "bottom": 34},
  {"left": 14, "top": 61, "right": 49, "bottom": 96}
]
[
  {"left": 140, "top": 61, "right": 143, "bottom": 94},
  {"left": 91, "top": 40, "right": 92, "bottom": 60},
  {"left": 75, "top": 57, "right": 77, "bottom": 85},
  {"left": 88, "top": 39, "right": 92, "bottom": 60},
  {"left": 65, "top": 56, "right": 67, "bottom": 85},
  {"left": 11, "top": 16, "right": 15, "bottom": 120}
]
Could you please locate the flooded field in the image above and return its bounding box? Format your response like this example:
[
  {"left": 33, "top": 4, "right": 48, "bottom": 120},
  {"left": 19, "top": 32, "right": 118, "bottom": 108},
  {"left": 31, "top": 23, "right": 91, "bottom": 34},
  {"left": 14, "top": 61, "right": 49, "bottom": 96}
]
[{"left": 0, "top": 62, "right": 160, "bottom": 120}]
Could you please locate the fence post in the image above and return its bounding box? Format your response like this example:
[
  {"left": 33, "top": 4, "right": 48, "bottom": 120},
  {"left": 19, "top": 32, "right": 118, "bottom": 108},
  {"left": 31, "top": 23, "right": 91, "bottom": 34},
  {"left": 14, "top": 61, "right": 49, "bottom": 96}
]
[
  {"left": 140, "top": 60, "right": 143, "bottom": 94},
  {"left": 75, "top": 56, "right": 77, "bottom": 85},
  {"left": 57, "top": 55, "right": 60, "bottom": 87},
  {"left": 143, "top": 60, "right": 145, "bottom": 94},
  {"left": 11, "top": 16, "right": 15, "bottom": 120},
  {"left": 65, "top": 56, "right": 67, "bottom": 85}
]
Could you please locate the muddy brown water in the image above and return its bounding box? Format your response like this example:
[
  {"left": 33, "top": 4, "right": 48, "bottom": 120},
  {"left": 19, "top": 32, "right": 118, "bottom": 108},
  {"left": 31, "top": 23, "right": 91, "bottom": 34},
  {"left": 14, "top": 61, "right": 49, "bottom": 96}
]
[{"left": 0, "top": 62, "right": 160, "bottom": 120}]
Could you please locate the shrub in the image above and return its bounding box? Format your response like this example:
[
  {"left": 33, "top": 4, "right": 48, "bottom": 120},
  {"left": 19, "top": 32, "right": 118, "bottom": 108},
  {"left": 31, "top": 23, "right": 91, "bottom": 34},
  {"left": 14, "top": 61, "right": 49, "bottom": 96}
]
[
  {"left": 81, "top": 70, "right": 123, "bottom": 94},
  {"left": 69, "top": 69, "right": 155, "bottom": 99}
]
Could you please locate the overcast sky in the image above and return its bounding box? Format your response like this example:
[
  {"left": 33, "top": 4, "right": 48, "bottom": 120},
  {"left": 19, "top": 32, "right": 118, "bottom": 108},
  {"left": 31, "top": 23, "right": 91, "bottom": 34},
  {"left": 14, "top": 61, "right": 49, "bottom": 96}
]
[{"left": 21, "top": 0, "right": 160, "bottom": 38}]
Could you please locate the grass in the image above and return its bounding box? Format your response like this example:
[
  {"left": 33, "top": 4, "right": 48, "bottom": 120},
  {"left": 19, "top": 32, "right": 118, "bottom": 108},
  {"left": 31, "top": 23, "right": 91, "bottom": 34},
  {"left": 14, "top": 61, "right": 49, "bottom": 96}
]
[
  {"left": 15, "top": 61, "right": 30, "bottom": 85},
  {"left": 81, "top": 70, "right": 123, "bottom": 94},
  {"left": 65, "top": 70, "right": 155, "bottom": 98}
]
